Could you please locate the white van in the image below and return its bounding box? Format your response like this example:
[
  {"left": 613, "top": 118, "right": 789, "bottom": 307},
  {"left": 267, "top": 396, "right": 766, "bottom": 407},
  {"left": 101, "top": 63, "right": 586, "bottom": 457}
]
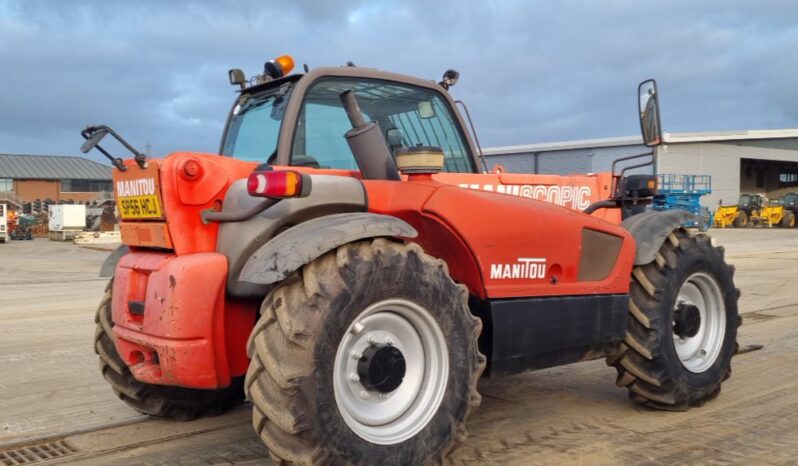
[{"left": 0, "top": 203, "right": 7, "bottom": 243}]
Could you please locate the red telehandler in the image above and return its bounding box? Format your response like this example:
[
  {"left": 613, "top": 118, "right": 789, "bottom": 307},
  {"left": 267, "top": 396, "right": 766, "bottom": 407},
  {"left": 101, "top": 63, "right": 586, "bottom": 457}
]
[{"left": 83, "top": 55, "right": 739, "bottom": 465}]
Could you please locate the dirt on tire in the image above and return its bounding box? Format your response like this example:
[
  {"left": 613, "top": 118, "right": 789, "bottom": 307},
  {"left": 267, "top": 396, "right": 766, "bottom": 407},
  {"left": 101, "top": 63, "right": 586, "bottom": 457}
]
[
  {"left": 245, "top": 239, "right": 485, "bottom": 465},
  {"left": 607, "top": 230, "right": 740, "bottom": 410},
  {"left": 94, "top": 280, "right": 245, "bottom": 421}
]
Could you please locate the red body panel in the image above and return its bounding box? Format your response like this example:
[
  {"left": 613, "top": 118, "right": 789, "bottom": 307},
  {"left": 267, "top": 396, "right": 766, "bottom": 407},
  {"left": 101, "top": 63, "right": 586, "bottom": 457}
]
[
  {"left": 110, "top": 152, "right": 634, "bottom": 390},
  {"left": 281, "top": 168, "right": 623, "bottom": 224},
  {"left": 112, "top": 251, "right": 256, "bottom": 389},
  {"left": 432, "top": 172, "right": 621, "bottom": 224},
  {"left": 115, "top": 154, "right": 257, "bottom": 254},
  {"left": 365, "top": 175, "right": 635, "bottom": 299}
]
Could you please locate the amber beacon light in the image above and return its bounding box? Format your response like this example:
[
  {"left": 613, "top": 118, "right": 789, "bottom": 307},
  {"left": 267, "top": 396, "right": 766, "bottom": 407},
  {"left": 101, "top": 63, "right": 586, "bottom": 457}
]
[{"left": 264, "top": 55, "right": 295, "bottom": 79}]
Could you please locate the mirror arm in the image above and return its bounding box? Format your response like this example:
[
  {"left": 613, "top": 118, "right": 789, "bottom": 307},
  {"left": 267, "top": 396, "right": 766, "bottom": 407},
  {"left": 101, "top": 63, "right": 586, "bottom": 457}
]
[
  {"left": 610, "top": 150, "right": 655, "bottom": 197},
  {"left": 81, "top": 126, "right": 127, "bottom": 171},
  {"left": 81, "top": 125, "right": 146, "bottom": 170},
  {"left": 610, "top": 150, "right": 655, "bottom": 177},
  {"left": 95, "top": 144, "right": 127, "bottom": 172}
]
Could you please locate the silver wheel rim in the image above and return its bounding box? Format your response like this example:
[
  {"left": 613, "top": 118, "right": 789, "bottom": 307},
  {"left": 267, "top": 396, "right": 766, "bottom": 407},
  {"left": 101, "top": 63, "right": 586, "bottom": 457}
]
[
  {"left": 673, "top": 272, "right": 726, "bottom": 373},
  {"left": 333, "top": 299, "right": 449, "bottom": 445}
]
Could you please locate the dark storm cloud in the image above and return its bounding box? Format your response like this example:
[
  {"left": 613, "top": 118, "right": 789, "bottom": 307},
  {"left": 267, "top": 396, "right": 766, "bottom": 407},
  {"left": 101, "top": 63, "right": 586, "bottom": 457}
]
[{"left": 1, "top": 0, "right": 797, "bottom": 162}]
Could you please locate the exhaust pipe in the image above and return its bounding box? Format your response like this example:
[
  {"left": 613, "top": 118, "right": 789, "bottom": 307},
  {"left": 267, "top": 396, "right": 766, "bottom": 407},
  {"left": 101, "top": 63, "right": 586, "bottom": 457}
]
[{"left": 339, "top": 91, "right": 400, "bottom": 181}]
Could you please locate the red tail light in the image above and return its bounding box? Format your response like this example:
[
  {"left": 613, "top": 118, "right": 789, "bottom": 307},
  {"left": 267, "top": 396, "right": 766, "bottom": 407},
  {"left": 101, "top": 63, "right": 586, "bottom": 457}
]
[{"left": 247, "top": 170, "right": 310, "bottom": 198}]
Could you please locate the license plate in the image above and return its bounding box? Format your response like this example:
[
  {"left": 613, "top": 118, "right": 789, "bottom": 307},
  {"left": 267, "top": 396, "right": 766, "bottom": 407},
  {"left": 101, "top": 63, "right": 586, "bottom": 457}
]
[
  {"left": 113, "top": 162, "right": 165, "bottom": 220},
  {"left": 119, "top": 195, "right": 163, "bottom": 219}
]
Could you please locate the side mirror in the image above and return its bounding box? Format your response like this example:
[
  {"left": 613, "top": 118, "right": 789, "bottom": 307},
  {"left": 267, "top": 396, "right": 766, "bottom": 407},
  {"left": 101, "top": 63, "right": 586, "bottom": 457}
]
[
  {"left": 638, "top": 79, "right": 663, "bottom": 147},
  {"left": 80, "top": 127, "right": 108, "bottom": 153},
  {"left": 229, "top": 69, "right": 247, "bottom": 89}
]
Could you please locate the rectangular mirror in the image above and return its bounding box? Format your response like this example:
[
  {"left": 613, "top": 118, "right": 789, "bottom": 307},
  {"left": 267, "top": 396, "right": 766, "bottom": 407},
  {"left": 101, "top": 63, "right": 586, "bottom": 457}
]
[
  {"left": 638, "top": 79, "right": 662, "bottom": 147},
  {"left": 80, "top": 128, "right": 109, "bottom": 154}
]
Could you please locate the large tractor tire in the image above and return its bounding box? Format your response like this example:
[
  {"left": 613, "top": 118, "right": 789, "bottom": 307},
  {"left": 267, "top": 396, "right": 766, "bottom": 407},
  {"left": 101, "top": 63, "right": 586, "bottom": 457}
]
[
  {"left": 732, "top": 212, "right": 748, "bottom": 228},
  {"left": 95, "top": 280, "right": 245, "bottom": 420},
  {"left": 781, "top": 212, "right": 796, "bottom": 228},
  {"left": 608, "top": 230, "right": 740, "bottom": 410},
  {"left": 245, "top": 239, "right": 485, "bottom": 465}
]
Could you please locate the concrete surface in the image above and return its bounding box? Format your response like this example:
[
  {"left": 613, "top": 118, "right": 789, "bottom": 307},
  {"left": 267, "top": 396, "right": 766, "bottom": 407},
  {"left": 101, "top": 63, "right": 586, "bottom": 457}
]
[{"left": 0, "top": 230, "right": 796, "bottom": 465}]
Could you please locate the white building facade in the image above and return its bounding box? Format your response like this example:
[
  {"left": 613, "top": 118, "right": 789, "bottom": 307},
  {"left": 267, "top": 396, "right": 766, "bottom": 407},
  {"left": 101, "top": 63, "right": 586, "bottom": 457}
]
[{"left": 484, "top": 129, "right": 798, "bottom": 208}]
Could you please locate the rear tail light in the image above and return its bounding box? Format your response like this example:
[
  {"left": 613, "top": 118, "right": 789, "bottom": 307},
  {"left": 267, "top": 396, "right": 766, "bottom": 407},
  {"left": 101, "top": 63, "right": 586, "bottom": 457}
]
[{"left": 247, "top": 169, "right": 311, "bottom": 198}]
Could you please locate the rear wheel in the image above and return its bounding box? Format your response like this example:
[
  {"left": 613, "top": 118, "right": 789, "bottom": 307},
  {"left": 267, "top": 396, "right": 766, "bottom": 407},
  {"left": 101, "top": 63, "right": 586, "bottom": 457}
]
[
  {"left": 608, "top": 230, "right": 740, "bottom": 410},
  {"left": 245, "top": 239, "right": 485, "bottom": 465},
  {"left": 781, "top": 212, "right": 796, "bottom": 228},
  {"left": 95, "top": 280, "right": 245, "bottom": 420}
]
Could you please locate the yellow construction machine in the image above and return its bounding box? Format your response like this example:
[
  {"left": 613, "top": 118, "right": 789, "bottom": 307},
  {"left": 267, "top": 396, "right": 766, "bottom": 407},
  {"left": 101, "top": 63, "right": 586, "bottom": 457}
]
[
  {"left": 713, "top": 204, "right": 739, "bottom": 228},
  {"left": 714, "top": 193, "right": 796, "bottom": 228}
]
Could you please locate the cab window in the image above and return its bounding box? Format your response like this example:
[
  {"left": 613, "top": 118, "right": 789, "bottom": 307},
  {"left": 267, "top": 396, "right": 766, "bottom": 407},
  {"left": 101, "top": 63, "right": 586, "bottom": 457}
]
[{"left": 291, "top": 77, "right": 475, "bottom": 172}]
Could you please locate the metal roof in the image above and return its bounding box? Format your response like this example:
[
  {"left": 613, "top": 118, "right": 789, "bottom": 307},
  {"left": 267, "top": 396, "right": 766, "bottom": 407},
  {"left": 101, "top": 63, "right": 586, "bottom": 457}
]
[
  {"left": 0, "top": 154, "right": 112, "bottom": 180},
  {"left": 483, "top": 128, "right": 798, "bottom": 156},
  {"left": 483, "top": 136, "right": 644, "bottom": 155},
  {"left": 663, "top": 128, "right": 798, "bottom": 143}
]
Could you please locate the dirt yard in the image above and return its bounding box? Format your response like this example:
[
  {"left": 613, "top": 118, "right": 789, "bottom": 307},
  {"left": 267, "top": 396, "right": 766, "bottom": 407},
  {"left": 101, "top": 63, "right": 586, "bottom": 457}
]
[{"left": 1, "top": 229, "right": 796, "bottom": 465}]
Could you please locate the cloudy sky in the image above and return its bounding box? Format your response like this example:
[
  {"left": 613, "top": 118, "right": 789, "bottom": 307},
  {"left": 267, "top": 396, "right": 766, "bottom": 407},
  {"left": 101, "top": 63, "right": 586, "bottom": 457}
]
[{"left": 1, "top": 0, "right": 797, "bottom": 164}]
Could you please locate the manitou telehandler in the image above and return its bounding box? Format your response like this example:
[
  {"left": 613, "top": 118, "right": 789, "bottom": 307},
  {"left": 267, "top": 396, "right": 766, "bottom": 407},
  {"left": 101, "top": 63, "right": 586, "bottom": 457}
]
[{"left": 83, "top": 55, "right": 740, "bottom": 465}]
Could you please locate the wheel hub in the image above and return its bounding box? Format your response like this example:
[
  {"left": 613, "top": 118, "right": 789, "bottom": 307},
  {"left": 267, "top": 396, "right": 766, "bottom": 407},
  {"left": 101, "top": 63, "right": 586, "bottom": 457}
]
[
  {"left": 672, "top": 272, "right": 726, "bottom": 373},
  {"left": 358, "top": 344, "right": 406, "bottom": 393},
  {"left": 673, "top": 303, "right": 701, "bottom": 338},
  {"left": 333, "top": 299, "right": 449, "bottom": 445}
]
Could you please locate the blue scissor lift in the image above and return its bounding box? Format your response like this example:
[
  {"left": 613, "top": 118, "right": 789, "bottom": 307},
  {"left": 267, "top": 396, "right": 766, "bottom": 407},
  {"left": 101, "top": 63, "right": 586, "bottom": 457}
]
[{"left": 652, "top": 174, "right": 713, "bottom": 230}]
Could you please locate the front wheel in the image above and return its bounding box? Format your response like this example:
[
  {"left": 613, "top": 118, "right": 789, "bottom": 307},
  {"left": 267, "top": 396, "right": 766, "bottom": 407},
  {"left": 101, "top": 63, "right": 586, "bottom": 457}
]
[
  {"left": 608, "top": 230, "right": 740, "bottom": 410},
  {"left": 245, "top": 239, "right": 485, "bottom": 465},
  {"left": 732, "top": 212, "right": 747, "bottom": 228}
]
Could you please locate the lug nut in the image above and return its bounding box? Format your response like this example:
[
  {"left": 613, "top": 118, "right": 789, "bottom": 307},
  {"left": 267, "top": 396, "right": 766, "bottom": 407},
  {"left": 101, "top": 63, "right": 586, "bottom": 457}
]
[
  {"left": 385, "top": 337, "right": 394, "bottom": 346},
  {"left": 352, "top": 322, "right": 365, "bottom": 334},
  {"left": 360, "top": 390, "right": 371, "bottom": 399},
  {"left": 349, "top": 373, "right": 360, "bottom": 383},
  {"left": 352, "top": 351, "right": 362, "bottom": 360}
]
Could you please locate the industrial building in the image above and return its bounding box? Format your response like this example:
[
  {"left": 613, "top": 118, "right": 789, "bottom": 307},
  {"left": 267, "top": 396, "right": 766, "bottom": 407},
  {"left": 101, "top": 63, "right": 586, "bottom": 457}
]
[
  {"left": 0, "top": 154, "right": 113, "bottom": 209},
  {"left": 483, "top": 129, "right": 798, "bottom": 208}
]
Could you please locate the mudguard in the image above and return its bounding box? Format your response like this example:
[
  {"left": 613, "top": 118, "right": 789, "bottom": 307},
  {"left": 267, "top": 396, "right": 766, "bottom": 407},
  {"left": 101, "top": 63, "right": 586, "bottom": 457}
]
[
  {"left": 99, "top": 245, "right": 130, "bottom": 277},
  {"left": 622, "top": 210, "right": 697, "bottom": 265},
  {"left": 239, "top": 212, "right": 418, "bottom": 285}
]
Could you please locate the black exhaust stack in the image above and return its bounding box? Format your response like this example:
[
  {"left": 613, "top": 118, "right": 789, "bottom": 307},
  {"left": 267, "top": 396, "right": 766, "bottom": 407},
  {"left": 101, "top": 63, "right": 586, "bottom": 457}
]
[{"left": 339, "top": 91, "right": 400, "bottom": 181}]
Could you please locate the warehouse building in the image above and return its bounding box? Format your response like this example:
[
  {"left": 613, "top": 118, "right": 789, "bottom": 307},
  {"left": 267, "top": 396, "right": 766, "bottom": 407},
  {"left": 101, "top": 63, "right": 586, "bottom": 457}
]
[
  {"left": 0, "top": 154, "right": 113, "bottom": 209},
  {"left": 483, "top": 129, "right": 798, "bottom": 208}
]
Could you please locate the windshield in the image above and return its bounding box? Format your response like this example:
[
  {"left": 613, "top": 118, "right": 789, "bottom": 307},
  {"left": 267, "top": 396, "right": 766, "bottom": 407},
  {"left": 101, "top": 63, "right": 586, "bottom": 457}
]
[
  {"left": 784, "top": 194, "right": 797, "bottom": 206},
  {"left": 292, "top": 77, "right": 475, "bottom": 172},
  {"left": 222, "top": 83, "right": 293, "bottom": 162},
  {"left": 738, "top": 194, "right": 751, "bottom": 206}
]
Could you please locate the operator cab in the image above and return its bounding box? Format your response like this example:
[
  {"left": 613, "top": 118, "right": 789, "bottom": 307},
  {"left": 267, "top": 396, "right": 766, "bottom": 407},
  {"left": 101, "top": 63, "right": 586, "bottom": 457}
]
[
  {"left": 219, "top": 57, "right": 478, "bottom": 174},
  {"left": 738, "top": 193, "right": 765, "bottom": 212},
  {"left": 783, "top": 193, "right": 797, "bottom": 209}
]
